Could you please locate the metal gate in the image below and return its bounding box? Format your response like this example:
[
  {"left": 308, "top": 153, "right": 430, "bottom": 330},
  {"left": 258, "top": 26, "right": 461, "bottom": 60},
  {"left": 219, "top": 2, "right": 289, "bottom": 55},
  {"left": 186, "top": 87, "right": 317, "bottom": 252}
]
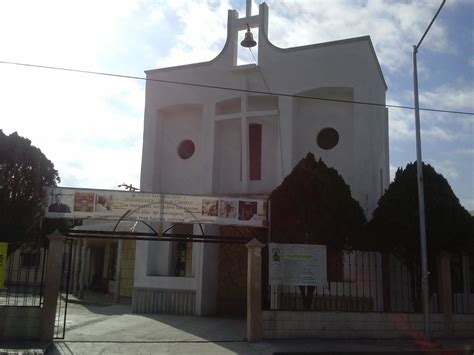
[{"left": 53, "top": 238, "right": 73, "bottom": 339}]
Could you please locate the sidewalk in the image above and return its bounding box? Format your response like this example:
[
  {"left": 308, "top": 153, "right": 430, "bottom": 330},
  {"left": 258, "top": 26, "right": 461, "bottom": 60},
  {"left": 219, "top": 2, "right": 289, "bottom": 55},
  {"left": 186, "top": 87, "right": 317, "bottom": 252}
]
[
  {"left": 2, "top": 293, "right": 473, "bottom": 354},
  {"left": 2, "top": 338, "right": 472, "bottom": 355}
]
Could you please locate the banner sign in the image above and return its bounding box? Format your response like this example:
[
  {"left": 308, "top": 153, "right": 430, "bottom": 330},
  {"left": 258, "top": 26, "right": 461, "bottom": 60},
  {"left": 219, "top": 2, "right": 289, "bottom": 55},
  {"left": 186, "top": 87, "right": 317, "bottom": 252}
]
[
  {"left": 0, "top": 243, "right": 7, "bottom": 288},
  {"left": 43, "top": 187, "right": 268, "bottom": 228},
  {"left": 269, "top": 243, "right": 327, "bottom": 286}
]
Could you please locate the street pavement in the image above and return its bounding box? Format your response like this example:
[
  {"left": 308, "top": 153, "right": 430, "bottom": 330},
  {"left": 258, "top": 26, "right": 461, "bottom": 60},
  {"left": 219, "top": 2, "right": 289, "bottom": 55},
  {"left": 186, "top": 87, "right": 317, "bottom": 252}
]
[{"left": 2, "top": 294, "right": 473, "bottom": 354}]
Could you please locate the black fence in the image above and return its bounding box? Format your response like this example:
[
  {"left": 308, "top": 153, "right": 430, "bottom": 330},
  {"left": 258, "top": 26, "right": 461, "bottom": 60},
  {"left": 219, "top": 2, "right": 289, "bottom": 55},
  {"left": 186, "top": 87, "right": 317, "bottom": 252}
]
[
  {"left": 451, "top": 253, "right": 474, "bottom": 314},
  {"left": 265, "top": 250, "right": 442, "bottom": 313},
  {"left": 0, "top": 240, "right": 47, "bottom": 307}
]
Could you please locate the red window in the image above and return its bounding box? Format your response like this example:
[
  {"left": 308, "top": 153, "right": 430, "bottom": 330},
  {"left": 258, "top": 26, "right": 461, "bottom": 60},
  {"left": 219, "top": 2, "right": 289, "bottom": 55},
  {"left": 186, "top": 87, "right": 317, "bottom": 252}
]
[{"left": 249, "top": 124, "right": 262, "bottom": 180}]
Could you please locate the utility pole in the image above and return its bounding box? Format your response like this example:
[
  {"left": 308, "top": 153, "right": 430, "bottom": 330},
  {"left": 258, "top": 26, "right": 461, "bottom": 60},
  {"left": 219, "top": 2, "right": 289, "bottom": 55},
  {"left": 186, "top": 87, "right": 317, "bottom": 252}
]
[{"left": 412, "top": 0, "right": 446, "bottom": 340}]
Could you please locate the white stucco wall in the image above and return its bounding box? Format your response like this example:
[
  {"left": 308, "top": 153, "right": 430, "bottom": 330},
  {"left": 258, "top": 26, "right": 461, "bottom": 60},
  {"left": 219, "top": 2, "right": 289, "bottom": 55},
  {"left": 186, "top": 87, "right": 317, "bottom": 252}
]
[{"left": 138, "top": 3, "right": 389, "bottom": 315}]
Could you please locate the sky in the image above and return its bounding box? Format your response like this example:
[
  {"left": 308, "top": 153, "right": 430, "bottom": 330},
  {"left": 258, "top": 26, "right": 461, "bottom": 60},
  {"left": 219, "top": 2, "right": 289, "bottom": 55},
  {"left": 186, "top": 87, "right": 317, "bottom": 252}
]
[{"left": 0, "top": 0, "right": 472, "bottom": 210}]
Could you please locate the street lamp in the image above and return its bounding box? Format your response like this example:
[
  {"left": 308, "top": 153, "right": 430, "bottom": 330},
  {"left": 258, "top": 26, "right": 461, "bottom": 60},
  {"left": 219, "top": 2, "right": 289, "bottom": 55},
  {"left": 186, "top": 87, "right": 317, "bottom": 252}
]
[
  {"left": 118, "top": 183, "right": 139, "bottom": 191},
  {"left": 412, "top": 0, "right": 446, "bottom": 340}
]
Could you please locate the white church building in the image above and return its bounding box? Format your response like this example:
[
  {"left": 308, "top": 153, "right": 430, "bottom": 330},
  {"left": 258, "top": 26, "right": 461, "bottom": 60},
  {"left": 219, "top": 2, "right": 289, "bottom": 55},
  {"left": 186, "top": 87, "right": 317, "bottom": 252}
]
[{"left": 135, "top": 2, "right": 389, "bottom": 316}]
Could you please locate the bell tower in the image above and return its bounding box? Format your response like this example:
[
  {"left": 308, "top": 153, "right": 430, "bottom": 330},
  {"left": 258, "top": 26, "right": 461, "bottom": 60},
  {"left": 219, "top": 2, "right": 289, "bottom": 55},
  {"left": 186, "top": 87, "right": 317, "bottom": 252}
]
[{"left": 226, "top": 1, "right": 269, "bottom": 66}]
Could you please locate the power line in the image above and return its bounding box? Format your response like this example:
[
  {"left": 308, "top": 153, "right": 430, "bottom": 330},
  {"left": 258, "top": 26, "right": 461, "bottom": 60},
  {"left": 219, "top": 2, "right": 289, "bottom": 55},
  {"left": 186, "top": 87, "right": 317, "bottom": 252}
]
[
  {"left": 249, "top": 47, "right": 272, "bottom": 95},
  {"left": 0, "top": 59, "right": 473, "bottom": 116}
]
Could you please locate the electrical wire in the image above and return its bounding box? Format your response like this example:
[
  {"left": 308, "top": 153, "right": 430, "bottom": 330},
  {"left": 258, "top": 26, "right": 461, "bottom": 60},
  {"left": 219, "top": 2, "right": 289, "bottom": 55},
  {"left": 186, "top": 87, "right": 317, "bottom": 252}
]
[
  {"left": 0, "top": 59, "right": 473, "bottom": 116},
  {"left": 249, "top": 47, "right": 272, "bottom": 95}
]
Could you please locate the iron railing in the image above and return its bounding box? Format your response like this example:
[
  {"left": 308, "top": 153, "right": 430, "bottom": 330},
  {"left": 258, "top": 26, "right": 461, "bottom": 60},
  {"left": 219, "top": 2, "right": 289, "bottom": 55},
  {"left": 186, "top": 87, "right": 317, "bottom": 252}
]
[
  {"left": 0, "top": 240, "right": 47, "bottom": 307},
  {"left": 265, "top": 250, "right": 440, "bottom": 313},
  {"left": 451, "top": 253, "right": 474, "bottom": 314}
]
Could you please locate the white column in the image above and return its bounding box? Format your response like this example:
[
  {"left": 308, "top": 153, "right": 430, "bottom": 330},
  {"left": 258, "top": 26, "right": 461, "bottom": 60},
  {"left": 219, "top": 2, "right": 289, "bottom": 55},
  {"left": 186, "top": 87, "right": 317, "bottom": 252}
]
[
  {"left": 68, "top": 240, "right": 76, "bottom": 293},
  {"left": 114, "top": 239, "right": 124, "bottom": 303},
  {"left": 40, "top": 232, "right": 66, "bottom": 340},
  {"left": 198, "top": 225, "right": 219, "bottom": 316},
  {"left": 73, "top": 240, "right": 81, "bottom": 296},
  {"left": 85, "top": 247, "right": 91, "bottom": 290},
  {"left": 78, "top": 240, "right": 87, "bottom": 299},
  {"left": 246, "top": 238, "right": 264, "bottom": 342}
]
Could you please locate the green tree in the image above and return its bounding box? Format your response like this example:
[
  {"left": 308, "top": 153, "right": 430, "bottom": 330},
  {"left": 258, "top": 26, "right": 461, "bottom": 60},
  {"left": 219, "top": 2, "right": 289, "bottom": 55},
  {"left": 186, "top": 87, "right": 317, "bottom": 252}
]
[
  {"left": 368, "top": 162, "right": 473, "bottom": 255},
  {"left": 367, "top": 162, "right": 473, "bottom": 310},
  {"left": 270, "top": 152, "right": 366, "bottom": 248},
  {"left": 269, "top": 153, "right": 366, "bottom": 309},
  {"left": 0, "top": 130, "right": 60, "bottom": 246}
]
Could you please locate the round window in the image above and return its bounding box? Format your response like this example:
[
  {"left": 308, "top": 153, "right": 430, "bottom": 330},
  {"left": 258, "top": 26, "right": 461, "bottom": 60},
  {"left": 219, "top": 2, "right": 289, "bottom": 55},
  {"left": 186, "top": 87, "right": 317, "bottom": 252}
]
[
  {"left": 177, "top": 139, "right": 195, "bottom": 159},
  {"left": 317, "top": 128, "right": 339, "bottom": 150}
]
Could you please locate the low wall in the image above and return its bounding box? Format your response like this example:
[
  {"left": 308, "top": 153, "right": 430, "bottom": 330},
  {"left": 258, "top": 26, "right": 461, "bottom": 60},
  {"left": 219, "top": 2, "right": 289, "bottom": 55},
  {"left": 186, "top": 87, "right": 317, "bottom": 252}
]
[
  {"left": 132, "top": 288, "right": 196, "bottom": 315},
  {"left": 263, "top": 311, "right": 474, "bottom": 339},
  {"left": 0, "top": 306, "right": 42, "bottom": 340}
]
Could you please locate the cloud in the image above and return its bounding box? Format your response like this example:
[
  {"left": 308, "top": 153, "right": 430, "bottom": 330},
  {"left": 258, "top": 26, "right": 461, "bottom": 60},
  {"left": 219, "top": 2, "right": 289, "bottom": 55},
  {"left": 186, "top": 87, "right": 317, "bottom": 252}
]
[
  {"left": 154, "top": 1, "right": 232, "bottom": 68},
  {"left": 0, "top": 64, "right": 144, "bottom": 189},
  {"left": 426, "top": 159, "right": 460, "bottom": 180},
  {"left": 0, "top": 0, "right": 140, "bottom": 69},
  {"left": 452, "top": 148, "right": 474, "bottom": 156},
  {"left": 460, "top": 198, "right": 474, "bottom": 212},
  {"left": 419, "top": 83, "right": 474, "bottom": 113},
  {"left": 151, "top": 0, "right": 454, "bottom": 75},
  {"left": 0, "top": 0, "right": 471, "bottom": 203},
  {"left": 389, "top": 164, "right": 398, "bottom": 182},
  {"left": 265, "top": 0, "right": 452, "bottom": 73},
  {"left": 388, "top": 106, "right": 459, "bottom": 143},
  {"left": 0, "top": 0, "right": 148, "bottom": 189},
  {"left": 388, "top": 80, "right": 474, "bottom": 143}
]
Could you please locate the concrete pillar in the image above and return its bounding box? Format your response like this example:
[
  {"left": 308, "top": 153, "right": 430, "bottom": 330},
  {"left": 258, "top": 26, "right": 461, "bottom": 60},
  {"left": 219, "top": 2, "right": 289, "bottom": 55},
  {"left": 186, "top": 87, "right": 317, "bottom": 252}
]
[
  {"left": 78, "top": 240, "right": 87, "bottom": 299},
  {"left": 437, "top": 251, "right": 453, "bottom": 336},
  {"left": 73, "top": 240, "right": 81, "bottom": 296},
  {"left": 40, "top": 231, "right": 66, "bottom": 341},
  {"left": 195, "top": 224, "right": 219, "bottom": 316},
  {"left": 246, "top": 238, "right": 265, "bottom": 342},
  {"left": 114, "top": 239, "right": 123, "bottom": 303},
  {"left": 85, "top": 247, "right": 91, "bottom": 290},
  {"left": 68, "top": 240, "right": 76, "bottom": 293}
]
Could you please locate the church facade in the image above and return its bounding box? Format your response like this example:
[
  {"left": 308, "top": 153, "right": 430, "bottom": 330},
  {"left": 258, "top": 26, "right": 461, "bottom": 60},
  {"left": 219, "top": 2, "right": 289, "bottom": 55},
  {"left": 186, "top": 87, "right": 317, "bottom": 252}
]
[{"left": 136, "top": 2, "right": 389, "bottom": 315}]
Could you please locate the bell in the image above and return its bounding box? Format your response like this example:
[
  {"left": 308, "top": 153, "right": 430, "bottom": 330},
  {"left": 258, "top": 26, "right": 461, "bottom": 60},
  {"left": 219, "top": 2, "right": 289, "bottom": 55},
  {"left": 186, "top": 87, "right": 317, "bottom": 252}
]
[{"left": 241, "top": 27, "right": 257, "bottom": 48}]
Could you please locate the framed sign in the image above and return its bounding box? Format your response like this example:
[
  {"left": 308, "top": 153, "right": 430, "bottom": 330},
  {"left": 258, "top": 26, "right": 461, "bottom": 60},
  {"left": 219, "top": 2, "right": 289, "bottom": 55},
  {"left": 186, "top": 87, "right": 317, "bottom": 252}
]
[{"left": 269, "top": 243, "right": 327, "bottom": 286}]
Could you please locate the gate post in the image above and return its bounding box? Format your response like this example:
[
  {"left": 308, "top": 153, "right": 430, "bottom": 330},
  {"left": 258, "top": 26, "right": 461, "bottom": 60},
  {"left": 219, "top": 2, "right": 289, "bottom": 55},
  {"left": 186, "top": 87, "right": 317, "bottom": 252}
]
[
  {"left": 40, "top": 231, "right": 66, "bottom": 341},
  {"left": 246, "top": 238, "right": 265, "bottom": 342},
  {"left": 78, "top": 239, "right": 87, "bottom": 299}
]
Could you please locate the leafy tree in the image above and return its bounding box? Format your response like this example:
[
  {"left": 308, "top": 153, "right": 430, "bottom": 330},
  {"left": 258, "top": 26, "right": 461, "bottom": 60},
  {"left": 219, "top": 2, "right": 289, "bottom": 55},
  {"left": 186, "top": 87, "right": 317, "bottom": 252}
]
[
  {"left": 368, "top": 162, "right": 473, "bottom": 255},
  {"left": 0, "top": 130, "right": 60, "bottom": 247},
  {"left": 270, "top": 152, "right": 366, "bottom": 248},
  {"left": 367, "top": 162, "right": 473, "bottom": 310},
  {"left": 269, "top": 153, "right": 366, "bottom": 309}
]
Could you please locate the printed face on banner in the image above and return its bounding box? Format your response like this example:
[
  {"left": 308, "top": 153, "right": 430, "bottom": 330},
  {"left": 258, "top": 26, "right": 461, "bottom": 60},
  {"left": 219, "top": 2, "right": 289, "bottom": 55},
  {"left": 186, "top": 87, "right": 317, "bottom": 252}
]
[
  {"left": 46, "top": 188, "right": 74, "bottom": 215},
  {"left": 218, "top": 200, "right": 237, "bottom": 219}
]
